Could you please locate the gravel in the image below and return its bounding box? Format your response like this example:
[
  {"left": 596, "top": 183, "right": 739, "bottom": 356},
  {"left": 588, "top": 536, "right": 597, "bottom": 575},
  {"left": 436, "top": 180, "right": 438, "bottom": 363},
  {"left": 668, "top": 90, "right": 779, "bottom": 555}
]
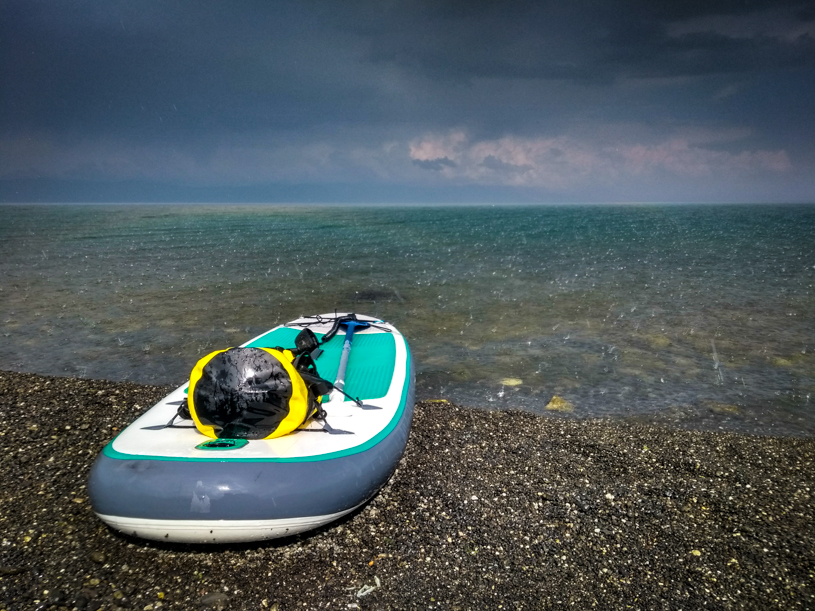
[{"left": 1, "top": 371, "right": 813, "bottom": 610}]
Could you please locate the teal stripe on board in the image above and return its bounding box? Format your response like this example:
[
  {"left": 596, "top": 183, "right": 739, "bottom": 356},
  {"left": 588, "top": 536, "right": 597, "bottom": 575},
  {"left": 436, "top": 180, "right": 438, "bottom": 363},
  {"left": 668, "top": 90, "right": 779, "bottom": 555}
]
[
  {"left": 247, "top": 327, "right": 396, "bottom": 401},
  {"left": 245, "top": 327, "right": 302, "bottom": 349}
]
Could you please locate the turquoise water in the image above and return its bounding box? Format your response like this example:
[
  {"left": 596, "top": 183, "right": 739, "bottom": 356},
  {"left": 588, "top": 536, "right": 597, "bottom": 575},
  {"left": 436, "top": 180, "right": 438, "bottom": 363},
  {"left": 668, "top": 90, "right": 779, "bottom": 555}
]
[{"left": 1, "top": 204, "right": 814, "bottom": 436}]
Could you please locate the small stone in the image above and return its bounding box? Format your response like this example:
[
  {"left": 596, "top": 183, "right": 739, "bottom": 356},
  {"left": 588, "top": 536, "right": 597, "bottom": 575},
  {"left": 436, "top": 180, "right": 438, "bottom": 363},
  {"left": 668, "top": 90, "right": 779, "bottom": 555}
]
[
  {"left": 200, "top": 592, "right": 230, "bottom": 610},
  {"left": 75, "top": 589, "right": 96, "bottom": 611},
  {"left": 691, "top": 550, "right": 702, "bottom": 556},
  {"left": 89, "top": 551, "right": 106, "bottom": 564},
  {"left": 705, "top": 401, "right": 740, "bottom": 415},
  {"left": 500, "top": 378, "right": 523, "bottom": 386}
]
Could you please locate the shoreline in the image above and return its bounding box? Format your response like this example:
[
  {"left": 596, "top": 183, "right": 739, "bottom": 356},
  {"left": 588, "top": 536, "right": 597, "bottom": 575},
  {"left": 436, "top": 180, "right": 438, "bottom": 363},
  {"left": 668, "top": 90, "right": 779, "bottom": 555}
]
[{"left": 1, "top": 371, "right": 813, "bottom": 610}]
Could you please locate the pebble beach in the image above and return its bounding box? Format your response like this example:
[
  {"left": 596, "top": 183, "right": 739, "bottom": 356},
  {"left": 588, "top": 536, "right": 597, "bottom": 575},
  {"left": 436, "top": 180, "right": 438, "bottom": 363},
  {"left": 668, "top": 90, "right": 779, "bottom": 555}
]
[{"left": 1, "top": 371, "right": 813, "bottom": 610}]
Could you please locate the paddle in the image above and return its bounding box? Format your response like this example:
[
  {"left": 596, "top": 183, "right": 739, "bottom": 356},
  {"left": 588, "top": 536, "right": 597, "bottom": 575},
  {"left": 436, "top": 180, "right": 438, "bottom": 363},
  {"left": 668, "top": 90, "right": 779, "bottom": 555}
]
[
  {"left": 332, "top": 319, "right": 369, "bottom": 394},
  {"left": 290, "top": 315, "right": 380, "bottom": 410}
]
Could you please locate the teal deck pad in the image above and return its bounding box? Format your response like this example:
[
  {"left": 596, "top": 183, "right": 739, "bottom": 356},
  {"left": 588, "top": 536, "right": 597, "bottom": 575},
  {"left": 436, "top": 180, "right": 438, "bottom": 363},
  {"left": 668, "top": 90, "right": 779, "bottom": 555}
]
[{"left": 247, "top": 327, "right": 396, "bottom": 401}]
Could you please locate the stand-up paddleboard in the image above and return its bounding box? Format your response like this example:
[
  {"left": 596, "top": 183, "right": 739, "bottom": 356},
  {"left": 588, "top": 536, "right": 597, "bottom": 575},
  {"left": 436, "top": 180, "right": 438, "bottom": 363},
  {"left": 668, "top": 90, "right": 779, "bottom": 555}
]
[{"left": 89, "top": 313, "right": 414, "bottom": 543}]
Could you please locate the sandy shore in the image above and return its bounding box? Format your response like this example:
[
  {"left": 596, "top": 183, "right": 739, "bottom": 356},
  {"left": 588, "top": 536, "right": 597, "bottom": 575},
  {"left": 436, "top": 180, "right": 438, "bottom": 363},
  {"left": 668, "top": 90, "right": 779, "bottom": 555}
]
[{"left": 1, "top": 371, "right": 813, "bottom": 610}]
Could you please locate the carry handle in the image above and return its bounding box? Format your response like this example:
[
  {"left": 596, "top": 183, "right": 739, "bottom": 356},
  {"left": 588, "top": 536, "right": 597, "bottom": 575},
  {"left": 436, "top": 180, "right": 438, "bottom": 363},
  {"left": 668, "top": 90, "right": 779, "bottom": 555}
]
[{"left": 321, "top": 314, "right": 359, "bottom": 343}]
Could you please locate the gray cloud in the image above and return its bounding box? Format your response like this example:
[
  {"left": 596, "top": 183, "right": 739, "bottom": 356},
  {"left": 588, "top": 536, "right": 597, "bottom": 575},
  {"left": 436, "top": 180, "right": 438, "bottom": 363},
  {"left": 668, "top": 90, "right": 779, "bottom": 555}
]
[
  {"left": 413, "top": 157, "right": 458, "bottom": 171},
  {"left": 480, "top": 155, "right": 533, "bottom": 174}
]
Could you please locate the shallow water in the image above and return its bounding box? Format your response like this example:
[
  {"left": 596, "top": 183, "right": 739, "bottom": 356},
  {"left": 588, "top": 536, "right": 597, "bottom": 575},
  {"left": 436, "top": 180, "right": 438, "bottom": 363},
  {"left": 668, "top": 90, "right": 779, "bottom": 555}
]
[{"left": 1, "top": 203, "right": 813, "bottom": 436}]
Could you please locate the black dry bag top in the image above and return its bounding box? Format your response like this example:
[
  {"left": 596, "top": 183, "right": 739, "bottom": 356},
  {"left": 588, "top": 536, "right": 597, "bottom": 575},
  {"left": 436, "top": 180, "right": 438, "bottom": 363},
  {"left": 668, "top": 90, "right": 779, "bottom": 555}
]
[{"left": 188, "top": 346, "right": 318, "bottom": 440}]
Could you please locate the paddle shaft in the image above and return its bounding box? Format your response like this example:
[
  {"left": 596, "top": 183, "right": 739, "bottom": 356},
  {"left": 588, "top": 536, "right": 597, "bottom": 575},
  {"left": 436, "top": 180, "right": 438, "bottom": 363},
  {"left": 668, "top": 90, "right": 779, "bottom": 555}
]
[{"left": 332, "top": 321, "right": 369, "bottom": 393}]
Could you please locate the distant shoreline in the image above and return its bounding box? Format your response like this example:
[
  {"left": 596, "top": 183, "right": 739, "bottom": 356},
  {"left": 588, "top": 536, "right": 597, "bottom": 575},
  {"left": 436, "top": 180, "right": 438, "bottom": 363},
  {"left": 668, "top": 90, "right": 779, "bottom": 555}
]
[
  {"left": 1, "top": 371, "right": 813, "bottom": 609},
  {"left": 3, "top": 199, "right": 815, "bottom": 206}
]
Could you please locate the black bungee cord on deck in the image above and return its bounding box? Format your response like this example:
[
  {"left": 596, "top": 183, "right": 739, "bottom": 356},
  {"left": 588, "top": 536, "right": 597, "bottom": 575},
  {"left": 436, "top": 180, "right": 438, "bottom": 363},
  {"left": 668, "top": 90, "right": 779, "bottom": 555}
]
[{"left": 290, "top": 312, "right": 393, "bottom": 336}]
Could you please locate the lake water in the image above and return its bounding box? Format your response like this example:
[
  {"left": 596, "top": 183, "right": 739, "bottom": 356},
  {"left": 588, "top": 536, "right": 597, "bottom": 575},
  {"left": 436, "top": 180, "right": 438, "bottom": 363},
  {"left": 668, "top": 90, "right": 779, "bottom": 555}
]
[{"left": 1, "top": 203, "right": 813, "bottom": 436}]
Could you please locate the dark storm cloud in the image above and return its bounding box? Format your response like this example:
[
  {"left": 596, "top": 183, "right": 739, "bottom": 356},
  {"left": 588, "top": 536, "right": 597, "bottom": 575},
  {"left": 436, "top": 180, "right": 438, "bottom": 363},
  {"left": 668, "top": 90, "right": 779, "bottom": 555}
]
[
  {"left": 635, "top": 0, "right": 807, "bottom": 20},
  {"left": 361, "top": 0, "right": 815, "bottom": 81},
  {"left": 1, "top": 0, "right": 813, "bottom": 202},
  {"left": 0, "top": 2, "right": 380, "bottom": 139},
  {"left": 4, "top": 0, "right": 813, "bottom": 136}
]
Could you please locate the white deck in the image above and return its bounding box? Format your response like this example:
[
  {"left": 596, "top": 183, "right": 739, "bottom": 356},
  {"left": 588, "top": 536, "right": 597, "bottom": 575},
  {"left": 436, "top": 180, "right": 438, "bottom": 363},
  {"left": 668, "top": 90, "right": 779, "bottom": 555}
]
[{"left": 110, "top": 315, "right": 409, "bottom": 461}]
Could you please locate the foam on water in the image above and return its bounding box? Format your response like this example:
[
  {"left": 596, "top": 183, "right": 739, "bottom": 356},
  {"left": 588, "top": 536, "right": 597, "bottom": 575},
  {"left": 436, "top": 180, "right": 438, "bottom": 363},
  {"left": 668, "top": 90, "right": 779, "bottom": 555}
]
[{"left": 1, "top": 204, "right": 813, "bottom": 436}]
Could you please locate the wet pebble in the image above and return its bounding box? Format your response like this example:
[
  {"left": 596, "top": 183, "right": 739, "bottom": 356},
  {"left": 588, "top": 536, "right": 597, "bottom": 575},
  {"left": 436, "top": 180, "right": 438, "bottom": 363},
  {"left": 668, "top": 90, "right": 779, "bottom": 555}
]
[
  {"left": 74, "top": 588, "right": 96, "bottom": 610},
  {"left": 89, "top": 551, "right": 106, "bottom": 564},
  {"left": 200, "top": 592, "right": 230, "bottom": 610}
]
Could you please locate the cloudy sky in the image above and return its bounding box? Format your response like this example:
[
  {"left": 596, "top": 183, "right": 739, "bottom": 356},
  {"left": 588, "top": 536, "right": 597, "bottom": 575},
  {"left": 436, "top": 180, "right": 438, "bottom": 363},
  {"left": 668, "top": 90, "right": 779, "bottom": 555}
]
[{"left": 2, "top": 0, "right": 814, "bottom": 203}]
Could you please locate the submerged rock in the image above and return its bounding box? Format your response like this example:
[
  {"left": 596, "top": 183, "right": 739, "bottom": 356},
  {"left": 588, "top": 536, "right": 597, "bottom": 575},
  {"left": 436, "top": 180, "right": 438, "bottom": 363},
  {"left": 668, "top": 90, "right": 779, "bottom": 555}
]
[
  {"left": 545, "top": 394, "right": 575, "bottom": 412},
  {"left": 500, "top": 377, "right": 523, "bottom": 386}
]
